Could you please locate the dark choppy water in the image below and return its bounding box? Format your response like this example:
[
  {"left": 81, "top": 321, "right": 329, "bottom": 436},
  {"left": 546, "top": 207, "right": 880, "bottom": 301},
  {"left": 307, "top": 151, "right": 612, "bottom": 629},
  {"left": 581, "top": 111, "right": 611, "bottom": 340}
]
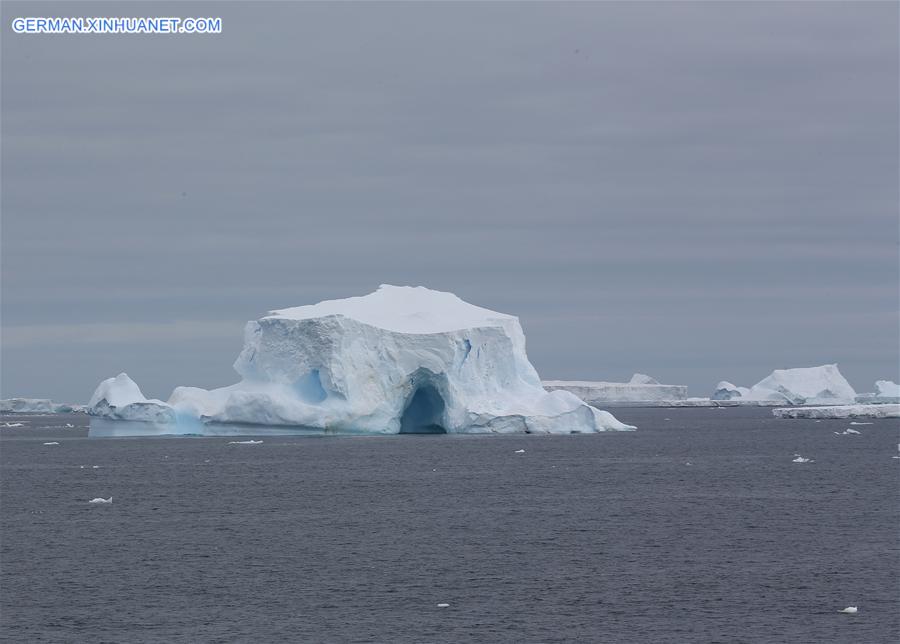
[{"left": 1, "top": 408, "right": 898, "bottom": 643}]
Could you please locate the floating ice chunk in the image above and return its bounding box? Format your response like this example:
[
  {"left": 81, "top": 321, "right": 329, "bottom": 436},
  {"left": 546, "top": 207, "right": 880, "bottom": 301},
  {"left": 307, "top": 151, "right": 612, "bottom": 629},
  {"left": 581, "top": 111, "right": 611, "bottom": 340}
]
[
  {"left": 43, "top": 441, "right": 59, "bottom": 446},
  {"left": 838, "top": 606, "right": 858, "bottom": 614},
  {"left": 88, "top": 497, "right": 112, "bottom": 504},
  {"left": 65, "top": 423, "right": 74, "bottom": 428},
  {"left": 92, "top": 465, "right": 100, "bottom": 469},
  {"left": 514, "top": 449, "right": 525, "bottom": 453},
  {"left": 843, "top": 428, "right": 861, "bottom": 435},
  {"left": 436, "top": 603, "right": 450, "bottom": 608},
  {"left": 4, "top": 422, "right": 24, "bottom": 427},
  {"left": 792, "top": 455, "right": 813, "bottom": 463},
  {"left": 849, "top": 421, "right": 873, "bottom": 425},
  {"left": 228, "top": 439, "right": 263, "bottom": 445}
]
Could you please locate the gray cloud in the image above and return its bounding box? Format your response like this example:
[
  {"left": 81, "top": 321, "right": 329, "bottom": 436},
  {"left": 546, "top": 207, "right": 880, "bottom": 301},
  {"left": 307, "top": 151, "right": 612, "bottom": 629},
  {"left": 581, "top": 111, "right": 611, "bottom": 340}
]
[{"left": 2, "top": 1, "right": 897, "bottom": 402}]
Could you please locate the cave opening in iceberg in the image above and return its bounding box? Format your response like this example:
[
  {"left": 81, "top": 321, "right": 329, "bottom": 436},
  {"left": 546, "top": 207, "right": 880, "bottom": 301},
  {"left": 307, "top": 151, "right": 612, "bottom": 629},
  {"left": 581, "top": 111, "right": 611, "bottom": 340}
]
[{"left": 399, "top": 383, "right": 447, "bottom": 434}]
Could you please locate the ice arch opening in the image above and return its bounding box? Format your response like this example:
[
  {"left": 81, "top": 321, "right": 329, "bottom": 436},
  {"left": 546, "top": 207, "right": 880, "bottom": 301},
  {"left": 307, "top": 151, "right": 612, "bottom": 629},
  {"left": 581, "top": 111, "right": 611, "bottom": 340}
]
[{"left": 399, "top": 384, "right": 447, "bottom": 434}]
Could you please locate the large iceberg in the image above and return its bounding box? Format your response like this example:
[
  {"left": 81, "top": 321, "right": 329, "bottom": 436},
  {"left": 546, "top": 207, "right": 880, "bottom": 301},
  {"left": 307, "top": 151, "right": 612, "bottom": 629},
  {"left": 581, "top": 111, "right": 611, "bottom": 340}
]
[
  {"left": 542, "top": 373, "right": 687, "bottom": 406},
  {"left": 87, "top": 286, "right": 634, "bottom": 435},
  {"left": 709, "top": 365, "right": 857, "bottom": 405}
]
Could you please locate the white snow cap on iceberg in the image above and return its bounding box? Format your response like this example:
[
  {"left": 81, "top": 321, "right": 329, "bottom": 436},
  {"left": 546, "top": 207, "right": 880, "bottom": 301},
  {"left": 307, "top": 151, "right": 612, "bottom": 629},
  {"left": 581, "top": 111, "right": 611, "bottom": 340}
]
[
  {"left": 711, "top": 365, "right": 856, "bottom": 405},
  {"left": 89, "top": 286, "right": 634, "bottom": 434}
]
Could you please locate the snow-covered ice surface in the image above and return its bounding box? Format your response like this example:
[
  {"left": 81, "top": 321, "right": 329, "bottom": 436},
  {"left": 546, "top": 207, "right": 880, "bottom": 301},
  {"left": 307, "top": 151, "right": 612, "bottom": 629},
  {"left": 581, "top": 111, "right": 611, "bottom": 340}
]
[
  {"left": 0, "top": 398, "right": 84, "bottom": 414},
  {"left": 710, "top": 365, "right": 857, "bottom": 405},
  {"left": 88, "top": 286, "right": 634, "bottom": 436},
  {"left": 773, "top": 404, "right": 900, "bottom": 419},
  {"left": 543, "top": 374, "right": 687, "bottom": 406}
]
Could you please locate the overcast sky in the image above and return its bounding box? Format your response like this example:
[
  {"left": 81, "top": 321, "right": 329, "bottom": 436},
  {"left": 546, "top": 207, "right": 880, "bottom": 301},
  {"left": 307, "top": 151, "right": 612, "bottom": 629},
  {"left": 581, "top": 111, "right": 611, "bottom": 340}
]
[{"left": 2, "top": 1, "right": 898, "bottom": 403}]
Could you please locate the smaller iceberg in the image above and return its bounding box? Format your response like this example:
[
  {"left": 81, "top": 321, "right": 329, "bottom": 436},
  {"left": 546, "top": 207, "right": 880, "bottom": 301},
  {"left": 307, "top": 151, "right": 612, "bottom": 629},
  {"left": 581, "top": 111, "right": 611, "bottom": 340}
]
[
  {"left": 88, "top": 497, "right": 112, "bottom": 504},
  {"left": 855, "top": 380, "right": 900, "bottom": 404},
  {"left": 711, "top": 365, "right": 857, "bottom": 405},
  {"left": 88, "top": 373, "right": 176, "bottom": 424},
  {"left": 711, "top": 381, "right": 750, "bottom": 401}
]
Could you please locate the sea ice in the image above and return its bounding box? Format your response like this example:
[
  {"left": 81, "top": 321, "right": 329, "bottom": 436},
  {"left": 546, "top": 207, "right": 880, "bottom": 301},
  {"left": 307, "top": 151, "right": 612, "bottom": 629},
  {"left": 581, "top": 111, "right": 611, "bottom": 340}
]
[
  {"left": 228, "top": 440, "right": 263, "bottom": 445},
  {"left": 88, "top": 497, "right": 112, "bottom": 504},
  {"left": 88, "top": 286, "right": 635, "bottom": 435},
  {"left": 42, "top": 442, "right": 59, "bottom": 446}
]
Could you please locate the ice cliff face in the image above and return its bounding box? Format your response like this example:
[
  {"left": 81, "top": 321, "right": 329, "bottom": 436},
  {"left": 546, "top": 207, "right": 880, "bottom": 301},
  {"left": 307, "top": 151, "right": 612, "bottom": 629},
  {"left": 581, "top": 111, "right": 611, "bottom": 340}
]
[
  {"left": 88, "top": 286, "right": 634, "bottom": 434},
  {"left": 711, "top": 365, "right": 857, "bottom": 405}
]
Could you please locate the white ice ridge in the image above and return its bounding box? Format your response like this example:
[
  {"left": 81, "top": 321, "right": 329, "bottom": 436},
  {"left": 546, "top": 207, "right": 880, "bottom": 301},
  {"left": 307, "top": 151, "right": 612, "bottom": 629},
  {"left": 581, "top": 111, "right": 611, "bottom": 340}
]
[
  {"left": 773, "top": 404, "right": 899, "bottom": 419},
  {"left": 0, "top": 398, "right": 84, "bottom": 414},
  {"left": 542, "top": 373, "right": 687, "bottom": 406},
  {"left": 710, "top": 365, "right": 857, "bottom": 405},
  {"left": 87, "top": 286, "right": 634, "bottom": 434}
]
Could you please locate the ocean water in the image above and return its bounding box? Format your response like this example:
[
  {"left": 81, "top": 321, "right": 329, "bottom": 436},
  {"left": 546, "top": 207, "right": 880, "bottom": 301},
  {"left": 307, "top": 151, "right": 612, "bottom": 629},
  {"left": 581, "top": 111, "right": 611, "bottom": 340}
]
[{"left": 1, "top": 408, "right": 898, "bottom": 643}]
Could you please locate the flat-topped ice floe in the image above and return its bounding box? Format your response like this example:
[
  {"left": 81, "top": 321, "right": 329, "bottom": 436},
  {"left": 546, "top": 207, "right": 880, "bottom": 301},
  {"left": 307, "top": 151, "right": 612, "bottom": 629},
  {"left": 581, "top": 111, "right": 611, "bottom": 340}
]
[
  {"left": 543, "top": 373, "right": 687, "bottom": 407},
  {"left": 88, "top": 286, "right": 634, "bottom": 436},
  {"left": 773, "top": 404, "right": 899, "bottom": 419},
  {"left": 711, "top": 365, "right": 857, "bottom": 405}
]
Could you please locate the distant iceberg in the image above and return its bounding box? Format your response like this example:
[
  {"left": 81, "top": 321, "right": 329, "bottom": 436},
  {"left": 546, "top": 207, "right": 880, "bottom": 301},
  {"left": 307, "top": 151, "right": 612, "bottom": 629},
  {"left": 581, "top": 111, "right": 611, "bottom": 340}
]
[
  {"left": 0, "top": 398, "right": 84, "bottom": 414},
  {"left": 855, "top": 380, "right": 900, "bottom": 404},
  {"left": 543, "top": 373, "right": 687, "bottom": 406},
  {"left": 88, "top": 286, "right": 634, "bottom": 435},
  {"left": 709, "top": 365, "right": 857, "bottom": 406}
]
